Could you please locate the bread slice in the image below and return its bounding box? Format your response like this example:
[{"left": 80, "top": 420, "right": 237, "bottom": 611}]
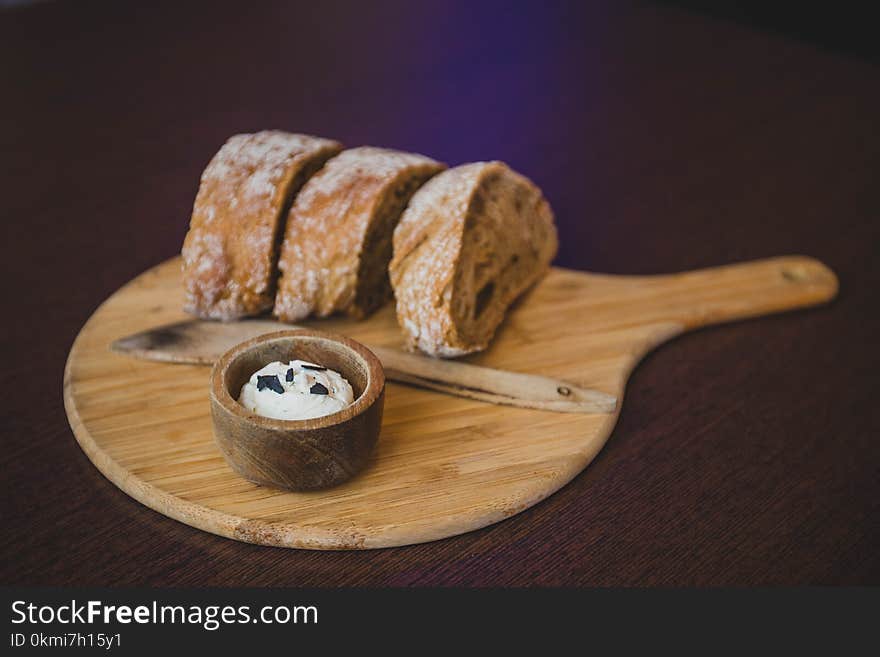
[
  {"left": 390, "top": 161, "right": 558, "bottom": 357},
  {"left": 182, "top": 131, "right": 342, "bottom": 320},
  {"left": 274, "top": 146, "right": 444, "bottom": 321}
]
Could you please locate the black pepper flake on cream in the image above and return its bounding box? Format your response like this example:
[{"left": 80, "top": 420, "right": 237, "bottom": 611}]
[
  {"left": 301, "top": 364, "right": 327, "bottom": 371},
  {"left": 309, "top": 382, "right": 329, "bottom": 395},
  {"left": 257, "top": 375, "right": 284, "bottom": 394},
  {"left": 285, "top": 368, "right": 295, "bottom": 382}
]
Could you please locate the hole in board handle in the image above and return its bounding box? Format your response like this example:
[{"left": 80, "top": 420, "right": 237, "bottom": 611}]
[{"left": 781, "top": 266, "right": 810, "bottom": 283}]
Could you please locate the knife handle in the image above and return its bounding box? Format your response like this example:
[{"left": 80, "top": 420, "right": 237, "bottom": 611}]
[{"left": 370, "top": 346, "right": 616, "bottom": 414}]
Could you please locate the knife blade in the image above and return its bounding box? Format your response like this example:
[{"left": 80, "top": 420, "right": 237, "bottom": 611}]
[{"left": 111, "top": 320, "right": 617, "bottom": 414}]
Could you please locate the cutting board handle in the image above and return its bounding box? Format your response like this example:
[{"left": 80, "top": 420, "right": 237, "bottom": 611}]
[{"left": 621, "top": 255, "right": 839, "bottom": 330}]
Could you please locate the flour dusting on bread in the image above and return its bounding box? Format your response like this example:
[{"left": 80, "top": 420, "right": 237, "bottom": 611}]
[
  {"left": 274, "top": 147, "right": 444, "bottom": 322},
  {"left": 182, "top": 131, "right": 342, "bottom": 320}
]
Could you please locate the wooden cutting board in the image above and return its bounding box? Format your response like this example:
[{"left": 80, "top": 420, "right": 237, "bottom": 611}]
[{"left": 63, "top": 255, "right": 837, "bottom": 549}]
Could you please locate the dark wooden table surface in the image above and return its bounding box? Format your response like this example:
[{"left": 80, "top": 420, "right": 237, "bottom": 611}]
[{"left": 2, "top": 0, "right": 877, "bottom": 586}]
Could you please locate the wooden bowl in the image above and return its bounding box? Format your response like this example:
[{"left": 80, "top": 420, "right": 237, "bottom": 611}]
[{"left": 210, "top": 329, "right": 385, "bottom": 491}]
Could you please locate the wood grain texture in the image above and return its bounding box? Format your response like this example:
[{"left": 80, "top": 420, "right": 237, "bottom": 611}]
[
  {"left": 3, "top": 0, "right": 878, "bottom": 585},
  {"left": 63, "top": 255, "right": 835, "bottom": 549}
]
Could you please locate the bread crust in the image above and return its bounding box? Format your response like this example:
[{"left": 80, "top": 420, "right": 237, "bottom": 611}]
[
  {"left": 390, "top": 161, "right": 558, "bottom": 357},
  {"left": 274, "top": 147, "right": 444, "bottom": 322},
  {"left": 182, "top": 131, "right": 342, "bottom": 320}
]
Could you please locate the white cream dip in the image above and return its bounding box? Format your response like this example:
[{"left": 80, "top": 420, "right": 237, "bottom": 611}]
[{"left": 238, "top": 360, "right": 355, "bottom": 421}]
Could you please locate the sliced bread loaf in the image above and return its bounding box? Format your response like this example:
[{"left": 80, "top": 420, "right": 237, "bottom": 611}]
[
  {"left": 274, "top": 146, "right": 444, "bottom": 321},
  {"left": 182, "top": 131, "right": 342, "bottom": 320},
  {"left": 390, "top": 161, "right": 558, "bottom": 357}
]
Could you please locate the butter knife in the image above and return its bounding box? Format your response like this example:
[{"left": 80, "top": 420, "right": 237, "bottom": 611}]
[{"left": 111, "top": 320, "right": 617, "bottom": 414}]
